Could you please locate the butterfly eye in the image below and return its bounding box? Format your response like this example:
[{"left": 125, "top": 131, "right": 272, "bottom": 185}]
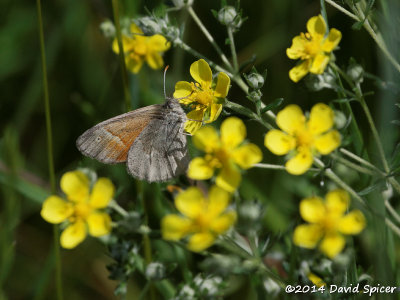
[{"left": 96, "top": 136, "right": 102, "bottom": 142}]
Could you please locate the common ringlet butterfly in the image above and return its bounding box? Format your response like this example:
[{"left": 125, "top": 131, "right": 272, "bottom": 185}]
[{"left": 76, "top": 69, "right": 189, "bottom": 182}]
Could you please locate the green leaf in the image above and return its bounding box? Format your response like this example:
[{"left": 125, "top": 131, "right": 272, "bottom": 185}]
[
  {"left": 357, "top": 180, "right": 385, "bottom": 196},
  {"left": 261, "top": 98, "right": 284, "bottom": 114}
]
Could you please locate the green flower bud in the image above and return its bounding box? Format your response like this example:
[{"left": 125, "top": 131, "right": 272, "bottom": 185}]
[
  {"left": 246, "top": 72, "right": 265, "bottom": 89},
  {"left": 217, "top": 6, "right": 238, "bottom": 25},
  {"left": 99, "top": 20, "right": 116, "bottom": 39},
  {"left": 145, "top": 262, "right": 166, "bottom": 280},
  {"left": 347, "top": 63, "right": 364, "bottom": 83}
]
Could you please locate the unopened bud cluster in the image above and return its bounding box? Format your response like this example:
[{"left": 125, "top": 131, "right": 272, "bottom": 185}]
[
  {"left": 136, "top": 16, "right": 181, "bottom": 45},
  {"left": 244, "top": 67, "right": 267, "bottom": 102},
  {"left": 215, "top": 5, "right": 245, "bottom": 31}
]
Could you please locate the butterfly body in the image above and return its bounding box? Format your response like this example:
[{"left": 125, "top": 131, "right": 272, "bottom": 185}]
[{"left": 76, "top": 99, "right": 189, "bottom": 182}]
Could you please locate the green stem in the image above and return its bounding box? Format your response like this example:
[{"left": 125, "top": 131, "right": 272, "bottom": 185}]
[
  {"left": 385, "top": 218, "right": 400, "bottom": 239},
  {"left": 187, "top": 6, "right": 233, "bottom": 71},
  {"left": 325, "top": 0, "right": 359, "bottom": 21},
  {"left": 109, "top": 200, "right": 128, "bottom": 217},
  {"left": 36, "top": 0, "right": 62, "bottom": 299},
  {"left": 340, "top": 148, "right": 384, "bottom": 175},
  {"left": 227, "top": 27, "right": 238, "bottom": 72},
  {"left": 254, "top": 163, "right": 319, "bottom": 172},
  {"left": 314, "top": 158, "right": 366, "bottom": 206},
  {"left": 225, "top": 100, "right": 273, "bottom": 129},
  {"left": 331, "top": 153, "right": 376, "bottom": 176},
  {"left": 112, "top": 0, "right": 131, "bottom": 111},
  {"left": 385, "top": 200, "right": 400, "bottom": 225}
]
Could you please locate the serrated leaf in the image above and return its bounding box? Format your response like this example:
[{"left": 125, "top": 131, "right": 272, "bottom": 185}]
[{"left": 261, "top": 98, "right": 284, "bottom": 114}]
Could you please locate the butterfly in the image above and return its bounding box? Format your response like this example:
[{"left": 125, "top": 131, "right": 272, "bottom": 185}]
[{"left": 76, "top": 98, "right": 190, "bottom": 182}]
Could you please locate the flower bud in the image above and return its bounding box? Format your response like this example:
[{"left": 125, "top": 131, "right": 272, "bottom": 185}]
[
  {"left": 172, "top": 0, "right": 193, "bottom": 8},
  {"left": 194, "top": 276, "right": 223, "bottom": 297},
  {"left": 246, "top": 73, "right": 265, "bottom": 89},
  {"left": 145, "top": 262, "right": 166, "bottom": 280},
  {"left": 136, "top": 17, "right": 162, "bottom": 35},
  {"left": 334, "top": 110, "right": 347, "bottom": 129},
  {"left": 217, "top": 6, "right": 238, "bottom": 25},
  {"left": 347, "top": 64, "right": 364, "bottom": 83},
  {"left": 248, "top": 90, "right": 262, "bottom": 101},
  {"left": 100, "top": 20, "right": 116, "bottom": 39}
]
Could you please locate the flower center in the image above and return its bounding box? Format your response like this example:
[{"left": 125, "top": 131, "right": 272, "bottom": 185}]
[
  {"left": 321, "top": 212, "right": 340, "bottom": 234},
  {"left": 295, "top": 129, "right": 314, "bottom": 148},
  {"left": 73, "top": 203, "right": 92, "bottom": 221},
  {"left": 301, "top": 33, "right": 323, "bottom": 59},
  {"left": 195, "top": 89, "right": 213, "bottom": 105}
]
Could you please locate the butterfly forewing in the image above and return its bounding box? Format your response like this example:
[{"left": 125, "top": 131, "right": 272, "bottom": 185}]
[
  {"left": 127, "top": 100, "right": 189, "bottom": 182},
  {"left": 76, "top": 105, "right": 164, "bottom": 164}
]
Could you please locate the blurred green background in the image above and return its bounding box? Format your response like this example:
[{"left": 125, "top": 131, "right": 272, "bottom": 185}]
[{"left": 1, "top": 0, "right": 399, "bottom": 299}]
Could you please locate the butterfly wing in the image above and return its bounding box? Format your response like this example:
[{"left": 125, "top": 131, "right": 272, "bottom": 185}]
[
  {"left": 127, "top": 101, "right": 189, "bottom": 182},
  {"left": 76, "top": 105, "right": 164, "bottom": 164}
]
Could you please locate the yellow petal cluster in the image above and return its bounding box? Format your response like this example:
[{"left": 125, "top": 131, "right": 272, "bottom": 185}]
[
  {"left": 293, "top": 189, "right": 366, "bottom": 258},
  {"left": 287, "top": 15, "right": 342, "bottom": 82},
  {"left": 188, "top": 117, "right": 263, "bottom": 192},
  {"left": 41, "top": 171, "right": 114, "bottom": 249},
  {"left": 264, "top": 103, "right": 340, "bottom": 175},
  {"left": 161, "top": 186, "right": 236, "bottom": 252},
  {"left": 174, "top": 59, "right": 231, "bottom": 134},
  {"left": 112, "top": 24, "right": 170, "bottom": 74}
]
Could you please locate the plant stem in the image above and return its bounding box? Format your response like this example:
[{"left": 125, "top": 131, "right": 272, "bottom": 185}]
[
  {"left": 385, "top": 200, "right": 400, "bottom": 225},
  {"left": 187, "top": 6, "right": 233, "bottom": 71},
  {"left": 36, "top": 0, "right": 62, "bottom": 299},
  {"left": 112, "top": 0, "right": 131, "bottom": 111},
  {"left": 331, "top": 153, "right": 376, "bottom": 176},
  {"left": 109, "top": 200, "right": 128, "bottom": 217},
  {"left": 340, "top": 148, "right": 384, "bottom": 175},
  {"left": 385, "top": 218, "right": 400, "bottom": 239},
  {"left": 225, "top": 100, "right": 274, "bottom": 129},
  {"left": 227, "top": 27, "right": 238, "bottom": 72},
  {"left": 254, "top": 163, "right": 319, "bottom": 172},
  {"left": 314, "top": 158, "right": 366, "bottom": 206},
  {"left": 325, "top": 0, "right": 359, "bottom": 21}
]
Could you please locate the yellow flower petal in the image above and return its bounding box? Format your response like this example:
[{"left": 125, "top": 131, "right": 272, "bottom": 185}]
[
  {"left": 192, "top": 125, "right": 219, "bottom": 152},
  {"left": 337, "top": 210, "right": 366, "bottom": 235},
  {"left": 276, "top": 105, "right": 305, "bottom": 135},
  {"left": 264, "top": 129, "right": 296, "bottom": 155},
  {"left": 285, "top": 147, "right": 313, "bottom": 175},
  {"left": 322, "top": 28, "right": 342, "bottom": 52},
  {"left": 214, "top": 72, "right": 230, "bottom": 98},
  {"left": 307, "top": 15, "right": 326, "bottom": 41},
  {"left": 216, "top": 163, "right": 241, "bottom": 192},
  {"left": 287, "top": 36, "right": 307, "bottom": 60},
  {"left": 148, "top": 34, "right": 170, "bottom": 52},
  {"left": 60, "top": 171, "right": 90, "bottom": 203},
  {"left": 210, "top": 211, "right": 236, "bottom": 234},
  {"left": 207, "top": 186, "right": 231, "bottom": 218},
  {"left": 146, "top": 52, "right": 164, "bottom": 70},
  {"left": 187, "top": 157, "right": 215, "bottom": 180},
  {"left": 112, "top": 35, "right": 132, "bottom": 54},
  {"left": 190, "top": 59, "right": 212, "bottom": 89},
  {"left": 87, "top": 212, "right": 112, "bottom": 237},
  {"left": 89, "top": 178, "right": 115, "bottom": 209},
  {"left": 319, "top": 233, "right": 346, "bottom": 258},
  {"left": 299, "top": 196, "right": 326, "bottom": 223},
  {"left": 289, "top": 60, "right": 312, "bottom": 82},
  {"left": 184, "top": 109, "right": 205, "bottom": 135},
  {"left": 310, "top": 53, "right": 330, "bottom": 74},
  {"left": 206, "top": 103, "right": 223, "bottom": 123},
  {"left": 293, "top": 224, "right": 323, "bottom": 249},
  {"left": 175, "top": 187, "right": 204, "bottom": 219},
  {"left": 60, "top": 221, "right": 87, "bottom": 249},
  {"left": 174, "top": 81, "right": 193, "bottom": 99},
  {"left": 221, "top": 117, "right": 246, "bottom": 149},
  {"left": 325, "top": 189, "right": 350, "bottom": 217},
  {"left": 161, "top": 215, "right": 192, "bottom": 240},
  {"left": 130, "top": 23, "right": 143, "bottom": 34},
  {"left": 307, "top": 103, "right": 334, "bottom": 135},
  {"left": 232, "top": 143, "right": 263, "bottom": 169},
  {"left": 187, "top": 232, "right": 216, "bottom": 252},
  {"left": 308, "top": 272, "right": 326, "bottom": 287},
  {"left": 41, "top": 196, "right": 73, "bottom": 224},
  {"left": 126, "top": 57, "right": 144, "bottom": 74},
  {"left": 314, "top": 130, "right": 341, "bottom": 154}
]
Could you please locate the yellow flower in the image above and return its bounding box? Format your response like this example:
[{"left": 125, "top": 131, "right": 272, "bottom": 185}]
[
  {"left": 264, "top": 103, "right": 340, "bottom": 175},
  {"left": 173, "top": 59, "right": 231, "bottom": 134},
  {"left": 307, "top": 272, "right": 326, "bottom": 287},
  {"left": 188, "top": 117, "right": 263, "bottom": 192},
  {"left": 293, "top": 189, "right": 366, "bottom": 258},
  {"left": 287, "top": 15, "right": 342, "bottom": 82},
  {"left": 161, "top": 185, "right": 236, "bottom": 252},
  {"left": 41, "top": 170, "right": 114, "bottom": 249},
  {"left": 112, "top": 23, "right": 170, "bottom": 74}
]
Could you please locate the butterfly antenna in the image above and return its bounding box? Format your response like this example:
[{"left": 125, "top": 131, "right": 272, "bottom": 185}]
[{"left": 164, "top": 65, "right": 169, "bottom": 99}]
